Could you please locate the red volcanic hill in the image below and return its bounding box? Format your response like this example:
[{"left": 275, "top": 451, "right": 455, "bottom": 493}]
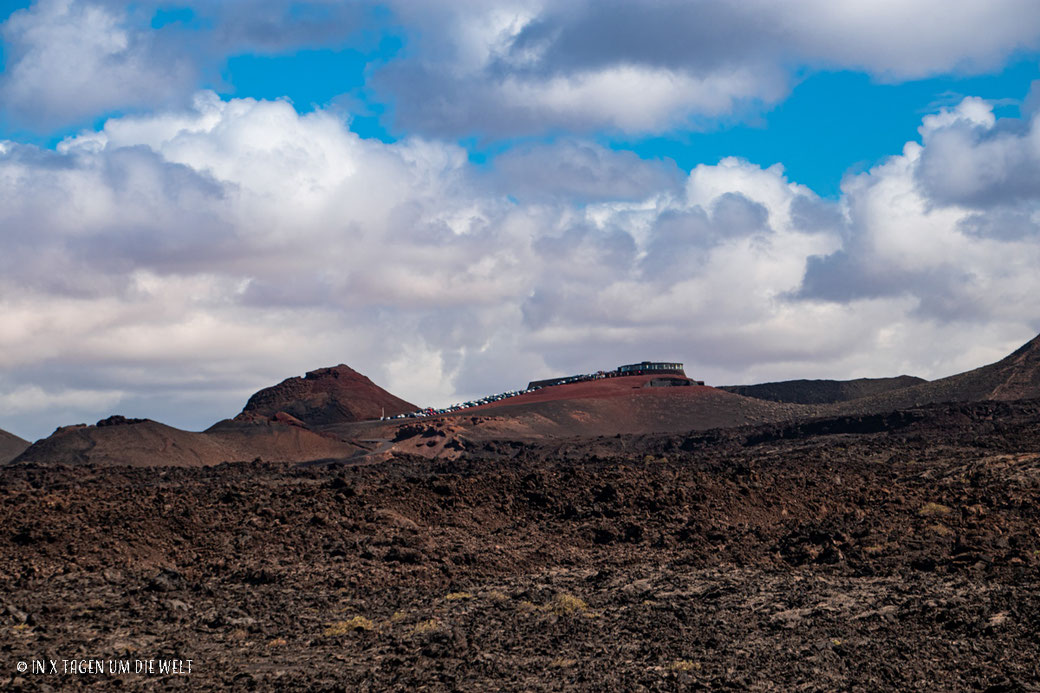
[
  {"left": 380, "top": 375, "right": 816, "bottom": 443},
  {"left": 0, "top": 428, "right": 29, "bottom": 465},
  {"left": 238, "top": 365, "right": 416, "bottom": 425},
  {"left": 10, "top": 415, "right": 361, "bottom": 468}
]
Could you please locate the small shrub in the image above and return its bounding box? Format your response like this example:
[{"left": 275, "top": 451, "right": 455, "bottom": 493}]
[
  {"left": 547, "top": 593, "right": 588, "bottom": 615},
  {"left": 324, "top": 616, "right": 374, "bottom": 636},
  {"left": 669, "top": 659, "right": 700, "bottom": 672},
  {"left": 918, "top": 502, "right": 952, "bottom": 517},
  {"left": 412, "top": 619, "right": 440, "bottom": 635}
]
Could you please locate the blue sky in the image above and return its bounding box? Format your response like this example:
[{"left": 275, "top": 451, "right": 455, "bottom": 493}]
[
  {"left": 3, "top": 0, "right": 1040, "bottom": 439},
  {"left": 4, "top": 2, "right": 1039, "bottom": 193}
]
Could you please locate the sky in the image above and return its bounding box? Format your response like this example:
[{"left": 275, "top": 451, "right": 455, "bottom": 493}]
[{"left": 3, "top": 1, "right": 1040, "bottom": 441}]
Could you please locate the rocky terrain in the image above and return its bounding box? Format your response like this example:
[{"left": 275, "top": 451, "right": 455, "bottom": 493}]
[
  {"left": 3, "top": 398, "right": 1040, "bottom": 690},
  {"left": 719, "top": 375, "right": 926, "bottom": 404},
  {"left": 4, "top": 335, "right": 1040, "bottom": 690}
]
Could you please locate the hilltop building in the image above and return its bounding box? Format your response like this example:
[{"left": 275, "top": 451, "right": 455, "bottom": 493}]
[
  {"left": 527, "top": 361, "right": 689, "bottom": 390},
  {"left": 617, "top": 361, "right": 685, "bottom": 376}
]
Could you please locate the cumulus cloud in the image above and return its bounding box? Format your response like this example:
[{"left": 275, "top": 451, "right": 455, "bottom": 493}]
[
  {"left": 0, "top": 0, "right": 196, "bottom": 128},
  {"left": 0, "top": 91, "right": 847, "bottom": 438},
  {"left": 492, "top": 140, "right": 683, "bottom": 203},
  {"left": 800, "top": 96, "right": 1040, "bottom": 332},
  {"left": 0, "top": 0, "right": 376, "bottom": 131},
  {"left": 374, "top": 0, "right": 1040, "bottom": 136},
  {"left": 3, "top": 89, "right": 1040, "bottom": 440},
  {"left": 5, "top": 0, "right": 1040, "bottom": 136}
]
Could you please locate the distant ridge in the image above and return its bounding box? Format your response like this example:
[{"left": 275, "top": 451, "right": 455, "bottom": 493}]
[
  {"left": 238, "top": 364, "right": 416, "bottom": 425},
  {"left": 12, "top": 334, "right": 1040, "bottom": 467},
  {"left": 0, "top": 428, "right": 29, "bottom": 465},
  {"left": 834, "top": 333, "right": 1040, "bottom": 414},
  {"left": 719, "top": 375, "right": 926, "bottom": 405},
  {"left": 9, "top": 415, "right": 360, "bottom": 468}
]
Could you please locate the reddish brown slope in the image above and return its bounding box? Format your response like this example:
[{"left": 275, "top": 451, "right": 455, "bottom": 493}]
[
  {"left": 10, "top": 415, "right": 361, "bottom": 467},
  {"left": 381, "top": 376, "right": 816, "bottom": 443},
  {"left": 0, "top": 428, "right": 29, "bottom": 465},
  {"left": 239, "top": 365, "right": 416, "bottom": 425}
]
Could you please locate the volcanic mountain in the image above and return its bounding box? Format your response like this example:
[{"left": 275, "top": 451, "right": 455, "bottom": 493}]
[
  {"left": 719, "top": 375, "right": 926, "bottom": 404},
  {"left": 339, "top": 375, "right": 816, "bottom": 453},
  {"left": 238, "top": 365, "right": 416, "bottom": 425},
  {"left": 10, "top": 415, "right": 361, "bottom": 468},
  {"left": 364, "top": 334, "right": 1040, "bottom": 454},
  {"left": 0, "top": 428, "right": 29, "bottom": 465},
  {"left": 833, "top": 332, "right": 1040, "bottom": 414}
]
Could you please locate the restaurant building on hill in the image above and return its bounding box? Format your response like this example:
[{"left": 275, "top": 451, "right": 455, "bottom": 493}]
[
  {"left": 616, "top": 361, "right": 685, "bottom": 376},
  {"left": 527, "top": 361, "right": 688, "bottom": 390}
]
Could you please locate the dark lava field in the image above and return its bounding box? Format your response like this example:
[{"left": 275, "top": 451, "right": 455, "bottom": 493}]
[{"left": 4, "top": 399, "right": 1040, "bottom": 691}]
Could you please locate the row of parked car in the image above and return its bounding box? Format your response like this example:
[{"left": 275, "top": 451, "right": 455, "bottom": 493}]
[{"left": 386, "top": 385, "right": 545, "bottom": 419}]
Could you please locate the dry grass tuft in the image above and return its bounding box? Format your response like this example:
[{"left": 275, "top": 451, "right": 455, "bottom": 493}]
[
  {"left": 411, "top": 619, "right": 440, "bottom": 635},
  {"left": 547, "top": 593, "right": 588, "bottom": 615},
  {"left": 669, "top": 659, "right": 700, "bottom": 672},
  {"left": 323, "top": 616, "right": 374, "bottom": 636},
  {"left": 918, "top": 502, "right": 952, "bottom": 517}
]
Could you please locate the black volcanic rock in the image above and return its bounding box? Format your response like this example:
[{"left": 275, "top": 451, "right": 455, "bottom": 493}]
[
  {"left": 719, "top": 375, "right": 926, "bottom": 404},
  {"left": 238, "top": 364, "right": 416, "bottom": 425}
]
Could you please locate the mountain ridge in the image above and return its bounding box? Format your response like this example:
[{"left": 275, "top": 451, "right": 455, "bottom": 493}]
[
  {"left": 718, "top": 375, "right": 927, "bottom": 405},
  {"left": 0, "top": 428, "right": 29, "bottom": 465}
]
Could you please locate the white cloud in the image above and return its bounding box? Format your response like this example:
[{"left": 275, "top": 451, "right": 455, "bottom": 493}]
[
  {"left": 3, "top": 91, "right": 1040, "bottom": 440},
  {"left": 801, "top": 96, "right": 1040, "bottom": 332},
  {"left": 374, "top": 0, "right": 1040, "bottom": 136},
  {"left": 0, "top": 384, "right": 123, "bottom": 417},
  {"left": 4, "top": 1, "right": 1040, "bottom": 137},
  {"left": 0, "top": 0, "right": 195, "bottom": 128}
]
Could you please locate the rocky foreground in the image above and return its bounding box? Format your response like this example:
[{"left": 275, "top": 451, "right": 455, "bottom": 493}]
[{"left": 3, "top": 399, "right": 1040, "bottom": 691}]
